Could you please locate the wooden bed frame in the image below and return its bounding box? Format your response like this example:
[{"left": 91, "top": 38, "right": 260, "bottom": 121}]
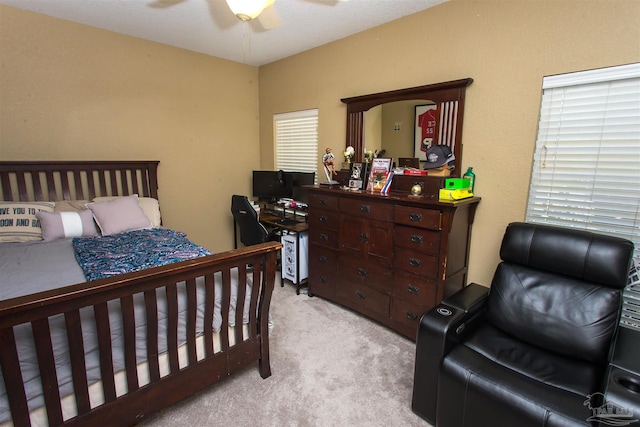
[{"left": 0, "top": 161, "right": 281, "bottom": 427}]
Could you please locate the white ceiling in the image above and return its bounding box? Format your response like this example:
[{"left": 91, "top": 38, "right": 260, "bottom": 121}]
[{"left": 0, "top": 0, "right": 446, "bottom": 66}]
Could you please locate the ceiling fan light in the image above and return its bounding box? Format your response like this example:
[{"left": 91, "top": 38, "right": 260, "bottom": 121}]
[{"left": 226, "top": 0, "right": 271, "bottom": 21}]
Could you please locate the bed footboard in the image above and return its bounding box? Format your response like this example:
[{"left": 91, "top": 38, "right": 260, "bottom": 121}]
[{"left": 0, "top": 241, "right": 280, "bottom": 427}]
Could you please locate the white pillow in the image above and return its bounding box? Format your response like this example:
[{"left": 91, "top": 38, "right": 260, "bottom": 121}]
[
  {"left": 92, "top": 195, "right": 161, "bottom": 227},
  {"left": 87, "top": 195, "right": 152, "bottom": 235},
  {"left": 0, "top": 202, "right": 55, "bottom": 242},
  {"left": 37, "top": 210, "right": 99, "bottom": 241},
  {"left": 54, "top": 200, "right": 90, "bottom": 212}
]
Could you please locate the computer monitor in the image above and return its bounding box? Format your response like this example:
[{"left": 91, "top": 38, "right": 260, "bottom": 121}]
[
  {"left": 398, "top": 157, "right": 420, "bottom": 168},
  {"left": 290, "top": 171, "right": 315, "bottom": 204},
  {"left": 252, "top": 170, "right": 293, "bottom": 202}
]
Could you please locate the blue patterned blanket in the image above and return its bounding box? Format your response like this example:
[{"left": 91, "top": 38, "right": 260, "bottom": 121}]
[{"left": 73, "top": 228, "right": 212, "bottom": 281}]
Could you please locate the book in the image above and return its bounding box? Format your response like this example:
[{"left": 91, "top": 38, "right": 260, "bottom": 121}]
[
  {"left": 403, "top": 168, "right": 427, "bottom": 176},
  {"left": 368, "top": 170, "right": 394, "bottom": 194},
  {"left": 369, "top": 158, "right": 392, "bottom": 176},
  {"left": 368, "top": 158, "right": 393, "bottom": 193}
]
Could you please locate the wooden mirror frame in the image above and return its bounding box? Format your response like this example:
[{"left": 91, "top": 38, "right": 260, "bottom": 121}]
[{"left": 341, "top": 78, "right": 473, "bottom": 176}]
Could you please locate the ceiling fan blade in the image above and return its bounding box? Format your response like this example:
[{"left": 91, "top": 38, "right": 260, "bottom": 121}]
[
  {"left": 147, "top": 0, "right": 187, "bottom": 9},
  {"left": 257, "top": 4, "right": 281, "bottom": 30},
  {"left": 301, "top": 0, "right": 346, "bottom": 5}
]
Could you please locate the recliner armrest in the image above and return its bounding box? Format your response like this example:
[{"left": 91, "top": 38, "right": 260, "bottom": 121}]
[
  {"left": 604, "top": 327, "right": 640, "bottom": 420},
  {"left": 411, "top": 283, "right": 489, "bottom": 423},
  {"left": 442, "top": 282, "right": 489, "bottom": 314}
]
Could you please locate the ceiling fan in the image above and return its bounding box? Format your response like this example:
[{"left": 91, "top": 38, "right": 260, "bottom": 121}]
[
  {"left": 150, "top": 0, "right": 345, "bottom": 31},
  {"left": 226, "top": 0, "right": 280, "bottom": 29},
  {"left": 226, "top": 0, "right": 348, "bottom": 30}
]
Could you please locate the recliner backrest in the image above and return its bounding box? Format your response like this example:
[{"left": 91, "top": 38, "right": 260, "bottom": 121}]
[
  {"left": 486, "top": 222, "right": 634, "bottom": 364},
  {"left": 231, "top": 195, "right": 268, "bottom": 246}
]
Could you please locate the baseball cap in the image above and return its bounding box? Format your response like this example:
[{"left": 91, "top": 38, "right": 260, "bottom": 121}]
[{"left": 423, "top": 145, "right": 455, "bottom": 169}]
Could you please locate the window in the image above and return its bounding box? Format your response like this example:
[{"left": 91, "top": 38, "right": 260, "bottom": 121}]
[
  {"left": 526, "top": 63, "right": 640, "bottom": 329},
  {"left": 274, "top": 109, "right": 318, "bottom": 182}
]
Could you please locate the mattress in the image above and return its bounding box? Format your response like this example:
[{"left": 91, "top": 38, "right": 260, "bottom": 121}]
[{"left": 0, "top": 237, "right": 254, "bottom": 425}]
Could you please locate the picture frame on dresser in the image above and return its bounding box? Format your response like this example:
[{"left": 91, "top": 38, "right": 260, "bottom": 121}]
[{"left": 348, "top": 162, "right": 368, "bottom": 190}]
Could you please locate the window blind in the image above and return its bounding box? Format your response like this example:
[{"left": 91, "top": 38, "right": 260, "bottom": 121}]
[
  {"left": 526, "top": 63, "right": 640, "bottom": 329},
  {"left": 623, "top": 260, "right": 640, "bottom": 330},
  {"left": 275, "top": 109, "right": 318, "bottom": 182}
]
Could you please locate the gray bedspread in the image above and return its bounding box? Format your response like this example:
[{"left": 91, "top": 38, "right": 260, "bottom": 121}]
[
  {"left": 1, "top": 239, "right": 87, "bottom": 299},
  {"left": 0, "top": 237, "right": 251, "bottom": 423}
]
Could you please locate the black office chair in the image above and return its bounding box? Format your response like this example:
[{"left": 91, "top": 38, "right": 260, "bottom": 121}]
[{"left": 231, "top": 195, "right": 276, "bottom": 247}]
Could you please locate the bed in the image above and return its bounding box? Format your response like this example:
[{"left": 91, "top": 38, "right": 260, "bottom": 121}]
[{"left": 0, "top": 161, "right": 281, "bottom": 427}]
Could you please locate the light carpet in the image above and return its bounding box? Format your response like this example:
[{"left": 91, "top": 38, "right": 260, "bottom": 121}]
[{"left": 140, "top": 279, "right": 430, "bottom": 426}]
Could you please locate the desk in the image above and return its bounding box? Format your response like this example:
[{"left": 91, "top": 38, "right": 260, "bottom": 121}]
[
  {"left": 260, "top": 211, "right": 309, "bottom": 234},
  {"left": 260, "top": 211, "right": 309, "bottom": 294}
]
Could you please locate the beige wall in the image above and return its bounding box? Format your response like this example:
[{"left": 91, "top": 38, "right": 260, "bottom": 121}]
[
  {"left": 0, "top": 5, "right": 260, "bottom": 252},
  {"left": 380, "top": 101, "right": 419, "bottom": 161},
  {"left": 259, "top": 0, "right": 640, "bottom": 285},
  {"left": 1, "top": 1, "right": 639, "bottom": 284}
]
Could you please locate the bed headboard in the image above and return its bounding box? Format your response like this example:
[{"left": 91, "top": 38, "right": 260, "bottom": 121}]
[{"left": 0, "top": 161, "right": 160, "bottom": 202}]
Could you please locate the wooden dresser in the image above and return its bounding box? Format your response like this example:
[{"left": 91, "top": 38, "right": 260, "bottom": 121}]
[{"left": 307, "top": 184, "right": 480, "bottom": 340}]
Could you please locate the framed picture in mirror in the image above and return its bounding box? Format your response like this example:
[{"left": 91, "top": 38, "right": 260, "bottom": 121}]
[{"left": 414, "top": 104, "right": 437, "bottom": 160}]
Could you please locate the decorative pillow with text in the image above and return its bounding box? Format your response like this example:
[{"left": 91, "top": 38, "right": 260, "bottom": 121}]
[{"left": 0, "top": 202, "right": 55, "bottom": 242}]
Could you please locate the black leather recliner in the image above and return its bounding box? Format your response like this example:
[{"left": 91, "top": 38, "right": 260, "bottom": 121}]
[{"left": 412, "top": 222, "right": 635, "bottom": 427}]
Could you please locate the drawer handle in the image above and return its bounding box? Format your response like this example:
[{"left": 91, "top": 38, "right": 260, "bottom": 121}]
[
  {"left": 357, "top": 292, "right": 366, "bottom": 300},
  {"left": 410, "top": 235, "right": 423, "bottom": 244},
  {"left": 320, "top": 199, "right": 328, "bottom": 205},
  {"left": 360, "top": 205, "right": 371, "bottom": 212},
  {"left": 320, "top": 215, "right": 328, "bottom": 222},
  {"left": 406, "top": 312, "right": 418, "bottom": 321},
  {"left": 320, "top": 276, "right": 328, "bottom": 283},
  {"left": 359, "top": 232, "right": 369, "bottom": 243},
  {"left": 409, "top": 213, "right": 422, "bottom": 222},
  {"left": 409, "top": 258, "right": 421, "bottom": 267},
  {"left": 407, "top": 285, "right": 420, "bottom": 295},
  {"left": 319, "top": 255, "right": 327, "bottom": 262},
  {"left": 357, "top": 268, "right": 368, "bottom": 277},
  {"left": 320, "top": 233, "right": 328, "bottom": 241}
]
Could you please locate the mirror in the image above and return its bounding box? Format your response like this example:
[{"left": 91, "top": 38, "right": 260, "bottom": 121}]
[
  {"left": 341, "top": 78, "right": 473, "bottom": 177},
  {"left": 363, "top": 100, "right": 432, "bottom": 162}
]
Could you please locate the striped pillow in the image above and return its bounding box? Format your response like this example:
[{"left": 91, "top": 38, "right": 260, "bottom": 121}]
[{"left": 37, "top": 210, "right": 99, "bottom": 242}]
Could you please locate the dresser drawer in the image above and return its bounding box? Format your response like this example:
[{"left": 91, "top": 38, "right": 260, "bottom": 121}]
[
  {"left": 308, "top": 209, "right": 340, "bottom": 231},
  {"left": 394, "top": 225, "right": 440, "bottom": 255},
  {"left": 393, "top": 270, "right": 437, "bottom": 307},
  {"left": 337, "top": 279, "right": 390, "bottom": 316},
  {"left": 338, "top": 255, "right": 393, "bottom": 294},
  {"left": 309, "top": 245, "right": 337, "bottom": 299},
  {"left": 390, "top": 298, "right": 426, "bottom": 335},
  {"left": 309, "top": 192, "right": 338, "bottom": 211},
  {"left": 393, "top": 247, "right": 438, "bottom": 279},
  {"left": 309, "top": 244, "right": 337, "bottom": 270},
  {"left": 394, "top": 205, "right": 441, "bottom": 230},
  {"left": 339, "top": 198, "right": 393, "bottom": 221},
  {"left": 309, "top": 227, "right": 339, "bottom": 248}
]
